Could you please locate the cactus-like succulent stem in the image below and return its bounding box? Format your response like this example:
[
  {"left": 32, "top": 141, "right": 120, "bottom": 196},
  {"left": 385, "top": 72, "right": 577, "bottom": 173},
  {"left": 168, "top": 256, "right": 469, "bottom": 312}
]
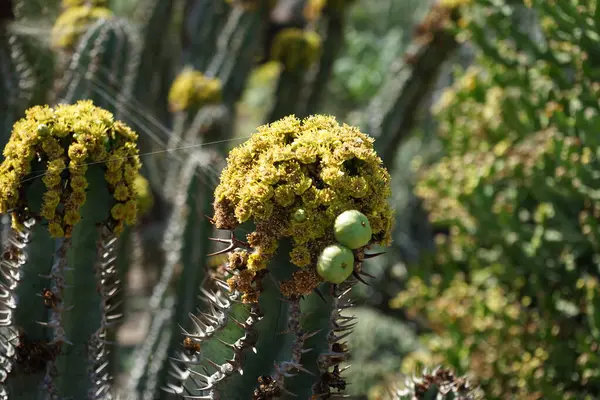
[
  {"left": 164, "top": 286, "right": 262, "bottom": 399},
  {"left": 0, "top": 100, "right": 140, "bottom": 398},
  {"left": 0, "top": 216, "right": 33, "bottom": 395},
  {"left": 311, "top": 280, "right": 356, "bottom": 398},
  {"left": 46, "top": 239, "right": 70, "bottom": 344},
  {"left": 124, "top": 296, "right": 175, "bottom": 396},
  {"left": 253, "top": 297, "right": 319, "bottom": 397},
  {"left": 87, "top": 226, "right": 122, "bottom": 398},
  {"left": 55, "top": 17, "right": 140, "bottom": 120},
  {"left": 0, "top": 30, "right": 35, "bottom": 145},
  {"left": 368, "top": 2, "right": 460, "bottom": 168}
]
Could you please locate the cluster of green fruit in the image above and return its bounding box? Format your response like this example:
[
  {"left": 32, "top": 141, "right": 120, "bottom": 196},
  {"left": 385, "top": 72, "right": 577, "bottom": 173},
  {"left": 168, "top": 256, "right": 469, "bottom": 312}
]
[{"left": 317, "top": 209, "right": 372, "bottom": 284}]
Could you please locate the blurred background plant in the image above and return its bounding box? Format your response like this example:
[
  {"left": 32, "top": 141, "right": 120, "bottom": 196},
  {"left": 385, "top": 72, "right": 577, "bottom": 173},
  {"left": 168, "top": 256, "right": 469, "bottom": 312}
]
[
  {"left": 2, "top": 0, "right": 600, "bottom": 398},
  {"left": 385, "top": 0, "right": 600, "bottom": 399}
]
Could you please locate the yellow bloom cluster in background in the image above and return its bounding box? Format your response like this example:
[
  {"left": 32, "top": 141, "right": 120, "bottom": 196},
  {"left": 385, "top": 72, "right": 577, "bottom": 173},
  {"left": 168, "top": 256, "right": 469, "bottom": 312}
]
[
  {"left": 60, "top": 0, "right": 109, "bottom": 7},
  {"left": 0, "top": 100, "right": 141, "bottom": 237},
  {"left": 439, "top": 0, "right": 473, "bottom": 8},
  {"left": 271, "top": 28, "right": 322, "bottom": 72},
  {"left": 213, "top": 115, "right": 393, "bottom": 299},
  {"left": 167, "top": 68, "right": 223, "bottom": 113},
  {"left": 52, "top": 5, "right": 113, "bottom": 49},
  {"left": 303, "top": 0, "right": 355, "bottom": 21},
  {"left": 133, "top": 174, "right": 154, "bottom": 217}
]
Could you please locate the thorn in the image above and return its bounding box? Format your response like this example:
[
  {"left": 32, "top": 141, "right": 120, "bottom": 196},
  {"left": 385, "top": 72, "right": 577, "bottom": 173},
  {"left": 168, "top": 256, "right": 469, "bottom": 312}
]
[
  {"left": 204, "top": 358, "right": 221, "bottom": 370},
  {"left": 207, "top": 231, "right": 249, "bottom": 257},
  {"left": 352, "top": 271, "right": 370, "bottom": 286},
  {"left": 229, "top": 315, "right": 247, "bottom": 329},
  {"left": 206, "top": 241, "right": 235, "bottom": 257},
  {"left": 339, "top": 365, "right": 352, "bottom": 373},
  {"left": 358, "top": 269, "right": 376, "bottom": 279},
  {"left": 335, "top": 322, "right": 357, "bottom": 332},
  {"left": 222, "top": 266, "right": 235, "bottom": 274},
  {"left": 216, "top": 338, "right": 234, "bottom": 348},
  {"left": 362, "top": 251, "right": 385, "bottom": 259},
  {"left": 332, "top": 331, "right": 353, "bottom": 341},
  {"left": 281, "top": 387, "right": 297, "bottom": 397},
  {"left": 313, "top": 287, "right": 327, "bottom": 303},
  {"left": 336, "top": 287, "right": 353, "bottom": 299},
  {"left": 330, "top": 283, "right": 337, "bottom": 296},
  {"left": 293, "top": 363, "right": 313, "bottom": 375},
  {"left": 302, "top": 329, "right": 322, "bottom": 340}
]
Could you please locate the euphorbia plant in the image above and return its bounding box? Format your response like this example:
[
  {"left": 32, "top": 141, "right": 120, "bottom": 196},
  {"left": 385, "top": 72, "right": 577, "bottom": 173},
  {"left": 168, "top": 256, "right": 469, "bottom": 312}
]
[{"left": 163, "top": 114, "right": 395, "bottom": 399}]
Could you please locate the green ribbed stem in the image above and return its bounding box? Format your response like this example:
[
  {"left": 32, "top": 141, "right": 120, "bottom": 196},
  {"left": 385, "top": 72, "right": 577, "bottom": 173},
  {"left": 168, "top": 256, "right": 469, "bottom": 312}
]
[
  {"left": 186, "top": 297, "right": 256, "bottom": 399},
  {"left": 53, "top": 165, "right": 113, "bottom": 399},
  {"left": 267, "top": 69, "right": 306, "bottom": 123},
  {"left": 180, "top": 0, "right": 230, "bottom": 72},
  {"left": 4, "top": 165, "right": 116, "bottom": 399},
  {"left": 132, "top": 0, "right": 176, "bottom": 108},
  {"left": 56, "top": 17, "right": 138, "bottom": 118},
  {"left": 284, "top": 284, "right": 334, "bottom": 397},
  {"left": 0, "top": 28, "right": 32, "bottom": 145},
  {"left": 155, "top": 155, "right": 213, "bottom": 395},
  {"left": 212, "top": 4, "right": 267, "bottom": 106},
  {"left": 6, "top": 223, "right": 55, "bottom": 398},
  {"left": 221, "top": 258, "right": 292, "bottom": 400},
  {"left": 6, "top": 165, "right": 58, "bottom": 398},
  {"left": 301, "top": 9, "right": 345, "bottom": 117}
]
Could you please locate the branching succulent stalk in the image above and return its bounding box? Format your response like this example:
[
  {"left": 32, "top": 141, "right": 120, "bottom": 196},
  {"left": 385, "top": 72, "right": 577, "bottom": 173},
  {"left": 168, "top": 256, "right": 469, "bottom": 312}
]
[
  {"left": 162, "top": 114, "right": 394, "bottom": 399},
  {"left": 0, "top": 100, "right": 140, "bottom": 398}
]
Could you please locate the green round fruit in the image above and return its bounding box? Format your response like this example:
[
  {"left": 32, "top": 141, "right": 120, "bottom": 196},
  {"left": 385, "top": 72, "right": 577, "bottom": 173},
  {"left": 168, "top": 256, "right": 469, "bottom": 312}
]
[
  {"left": 293, "top": 208, "right": 307, "bottom": 222},
  {"left": 317, "top": 244, "right": 355, "bottom": 284},
  {"left": 333, "top": 210, "right": 372, "bottom": 249}
]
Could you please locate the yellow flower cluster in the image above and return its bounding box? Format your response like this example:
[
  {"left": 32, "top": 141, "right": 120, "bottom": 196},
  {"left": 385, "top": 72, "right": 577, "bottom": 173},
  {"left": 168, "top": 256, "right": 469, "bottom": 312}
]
[
  {"left": 61, "top": 0, "right": 109, "bottom": 7},
  {"left": 303, "top": 0, "right": 326, "bottom": 21},
  {"left": 271, "top": 28, "right": 322, "bottom": 72},
  {"left": 439, "top": 0, "right": 473, "bottom": 8},
  {"left": 213, "top": 115, "right": 393, "bottom": 297},
  {"left": 52, "top": 5, "right": 113, "bottom": 49},
  {"left": 133, "top": 174, "right": 154, "bottom": 217},
  {"left": 0, "top": 100, "right": 141, "bottom": 237},
  {"left": 167, "top": 68, "right": 223, "bottom": 113},
  {"left": 303, "top": 0, "right": 355, "bottom": 21}
]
